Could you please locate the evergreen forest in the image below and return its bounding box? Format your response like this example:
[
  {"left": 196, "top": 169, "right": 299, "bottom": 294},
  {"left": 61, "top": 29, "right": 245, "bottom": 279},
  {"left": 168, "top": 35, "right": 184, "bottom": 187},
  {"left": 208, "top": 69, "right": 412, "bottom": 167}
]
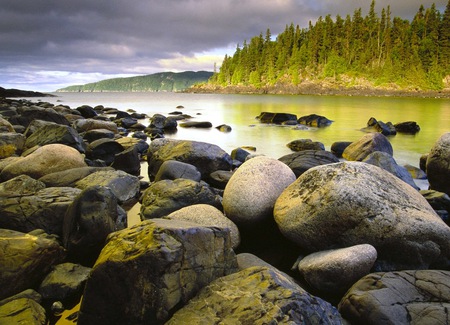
[{"left": 208, "top": 0, "right": 450, "bottom": 91}]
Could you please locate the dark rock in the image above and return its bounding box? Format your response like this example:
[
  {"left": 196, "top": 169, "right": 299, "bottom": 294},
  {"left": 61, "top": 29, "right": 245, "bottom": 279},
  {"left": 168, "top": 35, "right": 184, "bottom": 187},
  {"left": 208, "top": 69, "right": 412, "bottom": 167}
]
[
  {"left": 256, "top": 112, "right": 297, "bottom": 124},
  {"left": 149, "top": 113, "right": 166, "bottom": 129},
  {"left": 330, "top": 141, "right": 352, "bottom": 158},
  {"left": 179, "top": 121, "right": 212, "bottom": 128},
  {"left": 0, "top": 116, "right": 15, "bottom": 132},
  {"left": 163, "top": 116, "right": 178, "bottom": 130},
  {"left": 83, "top": 128, "right": 116, "bottom": 143},
  {"left": 339, "top": 270, "right": 450, "bottom": 325},
  {"left": 8, "top": 105, "right": 69, "bottom": 128},
  {"left": 286, "top": 138, "right": 325, "bottom": 151},
  {"left": 76, "top": 105, "right": 97, "bottom": 118},
  {"left": 0, "top": 132, "right": 26, "bottom": 157},
  {"left": 0, "top": 289, "right": 42, "bottom": 307},
  {"left": 111, "top": 145, "right": 141, "bottom": 176},
  {"left": 404, "top": 163, "right": 427, "bottom": 179},
  {"left": 119, "top": 116, "right": 138, "bottom": 128},
  {"left": 167, "top": 266, "right": 343, "bottom": 325},
  {"left": 23, "top": 119, "right": 56, "bottom": 137},
  {"left": 208, "top": 170, "right": 234, "bottom": 189},
  {"left": 215, "top": 124, "right": 232, "bottom": 132},
  {"left": 342, "top": 132, "right": 393, "bottom": 161},
  {"left": 394, "top": 121, "right": 420, "bottom": 134},
  {"left": 0, "top": 229, "right": 65, "bottom": 300},
  {"left": 38, "top": 166, "right": 114, "bottom": 187},
  {"left": 154, "top": 160, "right": 202, "bottom": 182},
  {"left": 426, "top": 132, "right": 450, "bottom": 195},
  {"left": 421, "top": 189, "right": 450, "bottom": 224},
  {"left": 140, "top": 178, "right": 222, "bottom": 220},
  {"left": 130, "top": 112, "right": 146, "bottom": 119},
  {"left": 420, "top": 153, "right": 428, "bottom": 172},
  {"left": 0, "top": 174, "right": 45, "bottom": 197},
  {"left": 73, "top": 119, "right": 118, "bottom": 134},
  {"left": 230, "top": 147, "right": 251, "bottom": 163},
  {"left": 279, "top": 150, "right": 340, "bottom": 177},
  {"left": 0, "top": 298, "right": 47, "bottom": 325},
  {"left": 115, "top": 110, "right": 130, "bottom": 119},
  {"left": 63, "top": 186, "right": 121, "bottom": 266},
  {"left": 363, "top": 117, "right": 396, "bottom": 136},
  {"left": 131, "top": 130, "right": 147, "bottom": 140},
  {"left": 85, "top": 138, "right": 124, "bottom": 165},
  {"left": 298, "top": 114, "right": 333, "bottom": 127},
  {"left": 78, "top": 218, "right": 238, "bottom": 325},
  {"left": 24, "top": 124, "right": 86, "bottom": 153}
]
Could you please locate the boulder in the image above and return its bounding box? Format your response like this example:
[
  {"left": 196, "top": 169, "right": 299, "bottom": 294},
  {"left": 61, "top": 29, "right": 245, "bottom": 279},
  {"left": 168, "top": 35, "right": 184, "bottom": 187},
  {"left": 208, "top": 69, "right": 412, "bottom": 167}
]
[
  {"left": 223, "top": 156, "right": 296, "bottom": 226},
  {"left": 149, "top": 113, "right": 167, "bottom": 129},
  {"left": 298, "top": 244, "right": 377, "bottom": 294},
  {"left": 279, "top": 150, "right": 340, "bottom": 177},
  {"left": 166, "top": 266, "right": 343, "bottom": 325},
  {"left": 147, "top": 138, "right": 232, "bottom": 181},
  {"left": 0, "top": 298, "right": 47, "bottom": 325},
  {"left": 0, "top": 174, "right": 45, "bottom": 197},
  {"left": 0, "top": 144, "right": 87, "bottom": 181},
  {"left": 286, "top": 138, "right": 325, "bottom": 151},
  {"left": 236, "top": 253, "right": 276, "bottom": 270},
  {"left": 140, "top": 178, "right": 222, "bottom": 220},
  {"left": 85, "top": 138, "right": 124, "bottom": 165},
  {"left": 403, "top": 163, "right": 427, "bottom": 179},
  {"left": 76, "top": 105, "right": 97, "bottom": 118},
  {"left": 0, "top": 132, "right": 26, "bottom": 157},
  {"left": 0, "top": 116, "right": 14, "bottom": 132},
  {"left": 297, "top": 114, "right": 333, "bottom": 127},
  {"left": 230, "top": 147, "right": 251, "bottom": 163},
  {"left": 111, "top": 145, "right": 141, "bottom": 176},
  {"left": 426, "top": 132, "right": 450, "bottom": 195},
  {"left": 63, "top": 186, "right": 122, "bottom": 266},
  {"left": 163, "top": 204, "right": 240, "bottom": 249},
  {"left": 179, "top": 121, "right": 213, "bottom": 128},
  {"left": 78, "top": 218, "right": 238, "bottom": 325},
  {"left": 23, "top": 124, "right": 85, "bottom": 153},
  {"left": 0, "top": 229, "right": 65, "bottom": 300},
  {"left": 339, "top": 270, "right": 450, "bottom": 325},
  {"left": 8, "top": 105, "right": 69, "bottom": 128},
  {"left": 421, "top": 189, "right": 450, "bottom": 224},
  {"left": 0, "top": 187, "right": 81, "bottom": 236},
  {"left": 256, "top": 112, "right": 297, "bottom": 124},
  {"left": 75, "top": 169, "right": 140, "bottom": 203},
  {"left": 73, "top": 119, "right": 118, "bottom": 134},
  {"left": 215, "top": 124, "right": 232, "bottom": 132},
  {"left": 208, "top": 170, "right": 234, "bottom": 189},
  {"left": 274, "top": 162, "right": 450, "bottom": 271},
  {"left": 38, "top": 166, "right": 114, "bottom": 187},
  {"left": 83, "top": 128, "right": 115, "bottom": 143},
  {"left": 362, "top": 151, "right": 419, "bottom": 190},
  {"left": 154, "top": 160, "right": 202, "bottom": 182},
  {"left": 363, "top": 117, "right": 396, "bottom": 136},
  {"left": 394, "top": 121, "right": 420, "bottom": 134},
  {"left": 118, "top": 116, "right": 138, "bottom": 128},
  {"left": 115, "top": 136, "right": 149, "bottom": 155},
  {"left": 330, "top": 141, "right": 352, "bottom": 158},
  {"left": 38, "top": 263, "right": 91, "bottom": 306},
  {"left": 342, "top": 133, "right": 393, "bottom": 161}
]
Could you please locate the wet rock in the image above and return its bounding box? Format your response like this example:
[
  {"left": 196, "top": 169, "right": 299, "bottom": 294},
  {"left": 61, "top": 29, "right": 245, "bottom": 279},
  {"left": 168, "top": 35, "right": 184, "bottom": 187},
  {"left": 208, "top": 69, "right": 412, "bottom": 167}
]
[
  {"left": 111, "top": 145, "right": 141, "bottom": 176},
  {"left": 78, "top": 218, "right": 238, "bottom": 325},
  {"left": 208, "top": 170, "right": 234, "bottom": 189},
  {"left": 426, "top": 132, "right": 450, "bottom": 195},
  {"left": 286, "top": 138, "right": 325, "bottom": 151},
  {"left": 215, "top": 124, "right": 232, "bottom": 132},
  {"left": 274, "top": 162, "right": 450, "bottom": 271},
  {"left": 403, "top": 163, "right": 427, "bottom": 179},
  {"left": 339, "top": 270, "right": 450, "bottom": 325},
  {"left": 140, "top": 178, "right": 222, "bottom": 220},
  {"left": 179, "top": 121, "right": 212, "bottom": 128},
  {"left": 342, "top": 132, "right": 393, "bottom": 161},
  {"left": 166, "top": 266, "right": 343, "bottom": 325},
  {"left": 0, "top": 132, "right": 26, "bottom": 157},
  {"left": 230, "top": 147, "right": 251, "bottom": 163},
  {"left": 0, "top": 174, "right": 45, "bottom": 197},
  {"left": 330, "top": 141, "right": 352, "bottom": 158},
  {"left": 0, "top": 229, "right": 65, "bottom": 300},
  {"left": 256, "top": 112, "right": 297, "bottom": 124},
  {"left": 298, "top": 114, "right": 333, "bottom": 127},
  {"left": 223, "top": 156, "right": 296, "bottom": 226},
  {"left": 154, "top": 160, "right": 202, "bottom": 182},
  {"left": 38, "top": 166, "right": 114, "bottom": 187},
  {"left": 83, "top": 128, "right": 115, "bottom": 143},
  {"left": 76, "top": 105, "right": 97, "bottom": 118},
  {"left": 73, "top": 119, "right": 118, "bottom": 134},
  {"left": 394, "top": 121, "right": 420, "bottom": 134},
  {"left": 8, "top": 105, "right": 69, "bottom": 128},
  {"left": 279, "top": 150, "right": 339, "bottom": 177},
  {"left": 0, "top": 116, "right": 15, "bottom": 132},
  {"left": 23, "top": 124, "right": 85, "bottom": 153},
  {"left": 0, "top": 298, "right": 47, "bottom": 325},
  {"left": 85, "top": 138, "right": 124, "bottom": 166}
]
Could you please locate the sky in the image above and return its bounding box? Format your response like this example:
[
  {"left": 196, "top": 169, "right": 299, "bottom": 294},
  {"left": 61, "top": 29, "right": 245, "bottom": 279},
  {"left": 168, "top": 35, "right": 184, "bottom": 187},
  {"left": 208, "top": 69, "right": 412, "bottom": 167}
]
[{"left": 0, "top": 0, "right": 448, "bottom": 92}]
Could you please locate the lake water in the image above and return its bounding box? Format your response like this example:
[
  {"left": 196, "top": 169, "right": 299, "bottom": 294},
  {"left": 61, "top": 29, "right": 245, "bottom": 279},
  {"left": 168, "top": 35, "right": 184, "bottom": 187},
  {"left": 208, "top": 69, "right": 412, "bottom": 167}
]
[{"left": 40, "top": 92, "right": 450, "bottom": 168}]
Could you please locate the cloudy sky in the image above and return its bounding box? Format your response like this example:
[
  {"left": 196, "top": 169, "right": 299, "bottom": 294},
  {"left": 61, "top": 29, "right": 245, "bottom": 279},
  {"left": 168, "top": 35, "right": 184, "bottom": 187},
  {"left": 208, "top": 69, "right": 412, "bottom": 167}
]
[{"left": 1, "top": 0, "right": 447, "bottom": 92}]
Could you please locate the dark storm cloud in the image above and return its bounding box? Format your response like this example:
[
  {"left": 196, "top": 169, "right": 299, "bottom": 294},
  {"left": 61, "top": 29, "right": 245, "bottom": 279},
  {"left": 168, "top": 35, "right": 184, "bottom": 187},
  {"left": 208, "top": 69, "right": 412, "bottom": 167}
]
[{"left": 0, "top": 0, "right": 447, "bottom": 91}]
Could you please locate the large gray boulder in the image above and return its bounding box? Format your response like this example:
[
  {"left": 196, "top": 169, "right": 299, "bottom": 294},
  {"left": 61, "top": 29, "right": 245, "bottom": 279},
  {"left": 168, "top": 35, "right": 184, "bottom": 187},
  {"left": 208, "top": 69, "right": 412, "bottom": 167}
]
[
  {"left": 298, "top": 244, "right": 377, "bottom": 294},
  {"left": 166, "top": 266, "right": 344, "bottom": 325},
  {"left": 147, "top": 138, "right": 232, "bottom": 181},
  {"left": 342, "top": 132, "right": 393, "bottom": 161},
  {"left": 274, "top": 162, "right": 450, "bottom": 271},
  {"left": 78, "top": 218, "right": 238, "bottom": 325},
  {"left": 23, "top": 124, "right": 85, "bottom": 153},
  {"left": 0, "top": 144, "right": 87, "bottom": 181},
  {"left": 0, "top": 187, "right": 81, "bottom": 236},
  {"left": 339, "top": 270, "right": 450, "bottom": 325},
  {"left": 223, "top": 156, "right": 296, "bottom": 226},
  {"left": 0, "top": 229, "right": 65, "bottom": 300},
  {"left": 426, "top": 132, "right": 450, "bottom": 195},
  {"left": 140, "top": 178, "right": 222, "bottom": 220}
]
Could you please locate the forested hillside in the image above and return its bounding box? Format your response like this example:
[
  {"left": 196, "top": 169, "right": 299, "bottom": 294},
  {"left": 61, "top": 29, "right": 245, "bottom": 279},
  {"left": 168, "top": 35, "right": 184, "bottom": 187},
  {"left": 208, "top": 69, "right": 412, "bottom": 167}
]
[
  {"left": 207, "top": 0, "right": 450, "bottom": 92},
  {"left": 57, "top": 71, "right": 213, "bottom": 92}
]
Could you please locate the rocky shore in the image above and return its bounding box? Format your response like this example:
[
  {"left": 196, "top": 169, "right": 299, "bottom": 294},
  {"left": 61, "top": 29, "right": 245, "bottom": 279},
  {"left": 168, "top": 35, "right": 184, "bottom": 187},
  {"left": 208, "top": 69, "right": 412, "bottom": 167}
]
[{"left": 1, "top": 96, "right": 450, "bottom": 324}]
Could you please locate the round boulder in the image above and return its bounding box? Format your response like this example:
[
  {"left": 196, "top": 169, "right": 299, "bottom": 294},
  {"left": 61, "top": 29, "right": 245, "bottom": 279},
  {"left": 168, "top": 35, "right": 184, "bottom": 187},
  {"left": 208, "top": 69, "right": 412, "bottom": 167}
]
[
  {"left": 223, "top": 156, "right": 296, "bottom": 226},
  {"left": 342, "top": 133, "right": 393, "bottom": 161},
  {"left": 426, "top": 132, "right": 450, "bottom": 195},
  {"left": 279, "top": 150, "right": 339, "bottom": 177},
  {"left": 274, "top": 162, "right": 450, "bottom": 271}
]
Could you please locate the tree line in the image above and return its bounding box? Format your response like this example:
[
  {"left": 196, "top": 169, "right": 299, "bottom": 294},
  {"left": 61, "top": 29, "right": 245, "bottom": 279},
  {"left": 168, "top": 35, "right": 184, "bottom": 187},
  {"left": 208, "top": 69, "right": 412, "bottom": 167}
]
[{"left": 209, "top": 0, "right": 450, "bottom": 91}]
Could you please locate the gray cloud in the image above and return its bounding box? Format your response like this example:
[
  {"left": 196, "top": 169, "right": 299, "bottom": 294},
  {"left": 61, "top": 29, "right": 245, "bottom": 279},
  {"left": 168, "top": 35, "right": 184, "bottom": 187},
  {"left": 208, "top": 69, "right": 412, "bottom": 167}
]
[{"left": 0, "top": 0, "right": 447, "bottom": 91}]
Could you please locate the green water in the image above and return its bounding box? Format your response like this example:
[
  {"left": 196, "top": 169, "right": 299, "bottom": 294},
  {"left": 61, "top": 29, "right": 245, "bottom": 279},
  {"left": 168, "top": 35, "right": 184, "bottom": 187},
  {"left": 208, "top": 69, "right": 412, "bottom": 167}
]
[{"left": 44, "top": 92, "right": 450, "bottom": 167}]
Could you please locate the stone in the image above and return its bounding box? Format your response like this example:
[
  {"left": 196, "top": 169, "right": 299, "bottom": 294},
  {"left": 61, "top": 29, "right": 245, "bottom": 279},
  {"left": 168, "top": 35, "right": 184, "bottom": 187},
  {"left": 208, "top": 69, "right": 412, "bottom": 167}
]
[
  {"left": 154, "top": 160, "right": 202, "bottom": 182},
  {"left": 147, "top": 138, "right": 232, "bottom": 181},
  {"left": 0, "top": 298, "right": 47, "bottom": 325},
  {"left": 0, "top": 229, "right": 65, "bottom": 300},
  {"left": 75, "top": 169, "right": 140, "bottom": 203},
  {"left": 279, "top": 150, "right": 340, "bottom": 177},
  {"left": 0, "top": 187, "right": 81, "bottom": 236},
  {"left": 230, "top": 147, "right": 251, "bottom": 163},
  {"left": 149, "top": 113, "right": 167, "bottom": 129},
  {"left": 0, "top": 144, "right": 87, "bottom": 181},
  {"left": 208, "top": 170, "right": 234, "bottom": 189},
  {"left": 215, "top": 124, "right": 232, "bottom": 132},
  {"left": 286, "top": 138, "right": 325, "bottom": 151},
  {"left": 85, "top": 138, "right": 124, "bottom": 165},
  {"left": 179, "top": 121, "right": 213, "bottom": 128},
  {"left": 0, "top": 116, "right": 14, "bottom": 132},
  {"left": 403, "top": 163, "right": 427, "bottom": 179},
  {"left": 23, "top": 124, "right": 85, "bottom": 153},
  {"left": 83, "top": 128, "right": 115, "bottom": 143},
  {"left": 362, "top": 151, "right": 419, "bottom": 190},
  {"left": 297, "top": 114, "right": 333, "bottom": 127},
  {"left": 38, "top": 263, "right": 91, "bottom": 305},
  {"left": 166, "top": 266, "right": 344, "bottom": 325},
  {"left": 76, "top": 105, "right": 97, "bottom": 118},
  {"left": 223, "top": 156, "right": 296, "bottom": 226},
  {"left": 63, "top": 186, "right": 122, "bottom": 266},
  {"left": 140, "top": 178, "right": 222, "bottom": 220},
  {"left": 298, "top": 244, "right": 378, "bottom": 294},
  {"left": 73, "top": 119, "right": 118, "bottom": 134},
  {"left": 342, "top": 132, "right": 393, "bottom": 161},
  {"left": 111, "top": 145, "right": 141, "bottom": 176},
  {"left": 236, "top": 253, "right": 275, "bottom": 270},
  {"left": 274, "top": 162, "right": 450, "bottom": 271},
  {"left": 0, "top": 132, "right": 26, "bottom": 157},
  {"left": 38, "top": 166, "right": 114, "bottom": 187},
  {"left": 0, "top": 289, "right": 42, "bottom": 307},
  {"left": 78, "top": 218, "right": 238, "bottom": 325},
  {"left": 0, "top": 174, "right": 45, "bottom": 197},
  {"left": 420, "top": 189, "right": 450, "bottom": 223},
  {"left": 163, "top": 204, "right": 240, "bottom": 249},
  {"left": 330, "top": 141, "right": 352, "bottom": 158},
  {"left": 339, "top": 270, "right": 450, "bottom": 325},
  {"left": 426, "top": 132, "right": 450, "bottom": 195},
  {"left": 8, "top": 105, "right": 69, "bottom": 128},
  {"left": 394, "top": 121, "right": 420, "bottom": 134},
  {"left": 256, "top": 112, "right": 297, "bottom": 124}
]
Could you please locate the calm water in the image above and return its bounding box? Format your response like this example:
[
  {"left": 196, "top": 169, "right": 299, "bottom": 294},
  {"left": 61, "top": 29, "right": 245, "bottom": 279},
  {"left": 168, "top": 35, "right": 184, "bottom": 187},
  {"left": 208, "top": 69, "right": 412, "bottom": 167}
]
[{"left": 38, "top": 92, "right": 450, "bottom": 168}]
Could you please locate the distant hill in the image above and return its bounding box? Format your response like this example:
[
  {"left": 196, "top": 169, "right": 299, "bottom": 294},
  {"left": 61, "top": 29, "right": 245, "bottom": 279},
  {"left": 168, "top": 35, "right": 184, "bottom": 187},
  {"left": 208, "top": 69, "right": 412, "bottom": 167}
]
[
  {"left": 56, "top": 71, "right": 213, "bottom": 92},
  {"left": 0, "top": 87, "right": 54, "bottom": 97}
]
